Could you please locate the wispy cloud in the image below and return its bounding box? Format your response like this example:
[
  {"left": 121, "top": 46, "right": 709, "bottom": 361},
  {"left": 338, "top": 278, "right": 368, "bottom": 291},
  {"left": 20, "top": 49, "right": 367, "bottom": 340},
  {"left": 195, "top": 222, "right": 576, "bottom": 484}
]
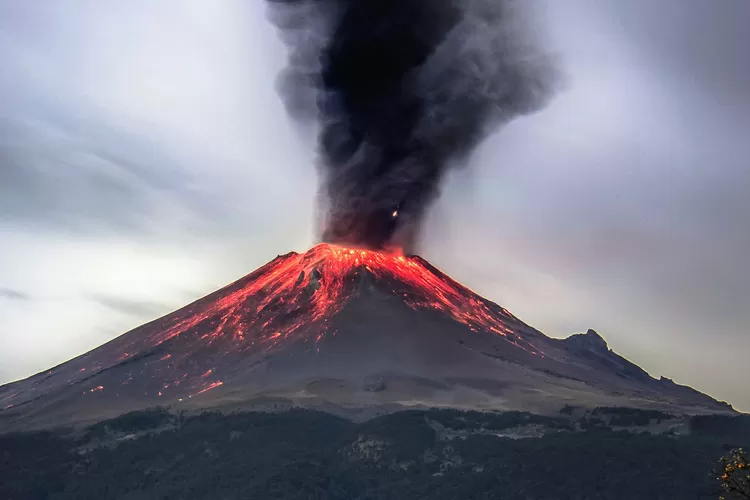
[
  {"left": 0, "top": 115, "right": 212, "bottom": 236},
  {"left": 89, "top": 294, "right": 168, "bottom": 318},
  {"left": 0, "top": 288, "right": 30, "bottom": 301}
]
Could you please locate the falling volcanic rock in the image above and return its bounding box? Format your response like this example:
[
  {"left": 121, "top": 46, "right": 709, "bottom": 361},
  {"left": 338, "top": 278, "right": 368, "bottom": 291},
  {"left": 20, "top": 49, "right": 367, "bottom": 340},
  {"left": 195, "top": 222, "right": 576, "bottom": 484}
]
[{"left": 0, "top": 244, "right": 732, "bottom": 430}]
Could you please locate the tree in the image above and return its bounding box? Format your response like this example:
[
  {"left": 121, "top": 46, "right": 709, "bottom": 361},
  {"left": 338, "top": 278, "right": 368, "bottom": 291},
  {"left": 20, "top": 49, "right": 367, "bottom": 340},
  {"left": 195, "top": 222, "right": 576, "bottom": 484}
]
[{"left": 718, "top": 448, "right": 750, "bottom": 499}]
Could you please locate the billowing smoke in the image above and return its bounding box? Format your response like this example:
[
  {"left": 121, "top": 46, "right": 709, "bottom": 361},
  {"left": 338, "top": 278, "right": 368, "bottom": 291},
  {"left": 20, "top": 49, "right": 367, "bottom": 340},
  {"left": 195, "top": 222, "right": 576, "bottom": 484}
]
[{"left": 267, "top": 0, "right": 557, "bottom": 251}]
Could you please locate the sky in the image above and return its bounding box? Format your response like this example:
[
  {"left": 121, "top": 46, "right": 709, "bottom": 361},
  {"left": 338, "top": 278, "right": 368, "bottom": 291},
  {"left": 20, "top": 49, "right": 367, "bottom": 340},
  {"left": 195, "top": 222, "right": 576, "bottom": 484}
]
[{"left": 1, "top": 0, "right": 748, "bottom": 411}]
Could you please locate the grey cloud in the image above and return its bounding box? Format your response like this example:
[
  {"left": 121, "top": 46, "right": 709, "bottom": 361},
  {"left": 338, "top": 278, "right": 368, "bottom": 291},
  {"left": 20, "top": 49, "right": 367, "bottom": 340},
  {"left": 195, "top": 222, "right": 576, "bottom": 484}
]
[
  {"left": 90, "top": 294, "right": 169, "bottom": 318},
  {"left": 0, "top": 114, "right": 226, "bottom": 237},
  {"left": 602, "top": 0, "right": 750, "bottom": 105},
  {"left": 0, "top": 288, "right": 30, "bottom": 301}
]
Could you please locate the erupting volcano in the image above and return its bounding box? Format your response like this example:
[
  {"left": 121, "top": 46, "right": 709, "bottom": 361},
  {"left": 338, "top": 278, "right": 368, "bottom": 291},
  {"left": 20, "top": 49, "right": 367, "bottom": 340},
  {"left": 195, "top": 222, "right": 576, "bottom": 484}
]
[
  {"left": 0, "top": 245, "right": 731, "bottom": 430},
  {"left": 154, "top": 244, "right": 540, "bottom": 355}
]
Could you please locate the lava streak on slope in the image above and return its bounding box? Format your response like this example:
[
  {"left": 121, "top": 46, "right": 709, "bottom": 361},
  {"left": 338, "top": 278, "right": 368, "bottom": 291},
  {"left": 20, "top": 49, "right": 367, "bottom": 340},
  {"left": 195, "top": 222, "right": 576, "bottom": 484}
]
[
  {"left": 2, "top": 242, "right": 732, "bottom": 426},
  {"left": 0, "top": 243, "right": 543, "bottom": 412},
  {"left": 154, "top": 243, "right": 539, "bottom": 354}
]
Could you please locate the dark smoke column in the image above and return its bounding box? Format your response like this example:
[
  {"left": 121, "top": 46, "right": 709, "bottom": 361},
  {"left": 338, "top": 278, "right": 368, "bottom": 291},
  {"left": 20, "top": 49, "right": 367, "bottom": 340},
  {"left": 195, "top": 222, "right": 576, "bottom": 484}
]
[{"left": 268, "top": 0, "right": 557, "bottom": 251}]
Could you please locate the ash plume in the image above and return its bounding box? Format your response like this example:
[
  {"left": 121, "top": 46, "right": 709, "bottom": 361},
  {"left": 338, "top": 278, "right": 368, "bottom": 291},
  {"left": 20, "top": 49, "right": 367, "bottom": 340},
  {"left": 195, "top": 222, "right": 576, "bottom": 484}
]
[{"left": 267, "top": 0, "right": 557, "bottom": 251}]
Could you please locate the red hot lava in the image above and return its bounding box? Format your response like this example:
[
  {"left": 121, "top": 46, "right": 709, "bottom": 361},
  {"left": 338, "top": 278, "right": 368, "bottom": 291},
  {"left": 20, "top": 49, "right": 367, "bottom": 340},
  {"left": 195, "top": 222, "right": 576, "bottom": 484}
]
[
  {"left": 0, "top": 243, "right": 543, "bottom": 411},
  {"left": 154, "top": 243, "right": 539, "bottom": 354}
]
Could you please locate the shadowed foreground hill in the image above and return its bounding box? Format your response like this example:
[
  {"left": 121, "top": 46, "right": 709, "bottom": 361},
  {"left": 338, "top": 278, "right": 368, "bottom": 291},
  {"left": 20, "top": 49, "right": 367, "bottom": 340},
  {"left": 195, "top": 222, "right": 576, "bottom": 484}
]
[{"left": 2, "top": 407, "right": 749, "bottom": 500}]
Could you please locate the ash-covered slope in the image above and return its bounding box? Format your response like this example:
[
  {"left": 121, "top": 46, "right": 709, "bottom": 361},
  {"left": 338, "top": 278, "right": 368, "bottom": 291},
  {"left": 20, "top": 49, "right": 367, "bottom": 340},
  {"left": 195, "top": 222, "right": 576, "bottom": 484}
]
[{"left": 0, "top": 244, "right": 731, "bottom": 429}]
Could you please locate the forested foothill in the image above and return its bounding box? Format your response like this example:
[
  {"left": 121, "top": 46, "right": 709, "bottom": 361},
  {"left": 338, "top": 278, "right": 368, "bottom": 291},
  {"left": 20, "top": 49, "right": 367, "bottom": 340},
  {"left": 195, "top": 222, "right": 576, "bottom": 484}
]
[{"left": 2, "top": 406, "right": 749, "bottom": 499}]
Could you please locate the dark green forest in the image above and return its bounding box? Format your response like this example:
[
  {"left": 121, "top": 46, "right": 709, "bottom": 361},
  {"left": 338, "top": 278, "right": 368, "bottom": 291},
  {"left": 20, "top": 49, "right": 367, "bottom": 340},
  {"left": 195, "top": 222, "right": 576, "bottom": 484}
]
[{"left": 2, "top": 407, "right": 749, "bottom": 500}]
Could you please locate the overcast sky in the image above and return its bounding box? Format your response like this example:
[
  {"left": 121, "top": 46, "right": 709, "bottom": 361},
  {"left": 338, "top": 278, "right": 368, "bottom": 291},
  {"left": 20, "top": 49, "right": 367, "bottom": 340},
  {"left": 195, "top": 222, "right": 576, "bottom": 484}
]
[{"left": 1, "top": 0, "right": 748, "bottom": 411}]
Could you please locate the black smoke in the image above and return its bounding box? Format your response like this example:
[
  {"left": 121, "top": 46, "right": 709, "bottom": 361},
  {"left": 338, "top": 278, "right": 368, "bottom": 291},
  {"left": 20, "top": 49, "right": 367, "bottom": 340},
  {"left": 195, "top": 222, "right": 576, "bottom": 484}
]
[{"left": 267, "top": 0, "right": 557, "bottom": 251}]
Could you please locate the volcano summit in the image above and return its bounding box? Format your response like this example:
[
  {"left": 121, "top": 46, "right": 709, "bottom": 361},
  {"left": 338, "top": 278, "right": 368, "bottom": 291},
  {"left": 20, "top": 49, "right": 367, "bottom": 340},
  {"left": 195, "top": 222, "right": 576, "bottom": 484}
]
[{"left": 0, "top": 245, "right": 731, "bottom": 430}]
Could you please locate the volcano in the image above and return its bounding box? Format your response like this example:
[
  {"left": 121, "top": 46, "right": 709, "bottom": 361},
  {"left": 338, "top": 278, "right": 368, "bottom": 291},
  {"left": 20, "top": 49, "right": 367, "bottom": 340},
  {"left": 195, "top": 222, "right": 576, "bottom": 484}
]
[{"left": 0, "top": 244, "right": 731, "bottom": 429}]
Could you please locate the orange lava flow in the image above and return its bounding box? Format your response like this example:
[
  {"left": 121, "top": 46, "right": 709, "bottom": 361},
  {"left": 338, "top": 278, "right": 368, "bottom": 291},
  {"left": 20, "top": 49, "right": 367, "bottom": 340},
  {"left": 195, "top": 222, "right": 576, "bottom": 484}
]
[
  {"left": 154, "top": 243, "right": 538, "bottom": 354},
  {"left": 0, "top": 243, "right": 546, "bottom": 412},
  {"left": 195, "top": 381, "right": 223, "bottom": 395}
]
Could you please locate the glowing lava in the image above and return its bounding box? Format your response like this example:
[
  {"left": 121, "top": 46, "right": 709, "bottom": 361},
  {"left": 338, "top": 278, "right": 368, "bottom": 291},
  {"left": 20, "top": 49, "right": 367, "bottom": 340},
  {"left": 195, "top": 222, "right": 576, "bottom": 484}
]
[
  {"left": 0, "top": 243, "right": 542, "bottom": 410},
  {"left": 1, "top": 243, "right": 732, "bottom": 427},
  {"left": 154, "top": 243, "right": 538, "bottom": 354}
]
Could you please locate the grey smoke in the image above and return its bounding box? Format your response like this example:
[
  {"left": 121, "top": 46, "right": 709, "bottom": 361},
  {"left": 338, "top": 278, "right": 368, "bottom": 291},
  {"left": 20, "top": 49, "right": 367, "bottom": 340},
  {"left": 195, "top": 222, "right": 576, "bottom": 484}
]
[{"left": 267, "top": 0, "right": 558, "bottom": 250}]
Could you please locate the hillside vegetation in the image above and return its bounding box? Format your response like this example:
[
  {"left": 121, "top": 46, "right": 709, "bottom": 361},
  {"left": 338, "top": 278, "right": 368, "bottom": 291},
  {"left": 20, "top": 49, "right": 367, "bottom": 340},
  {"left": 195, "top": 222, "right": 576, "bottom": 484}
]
[{"left": 2, "top": 407, "right": 749, "bottom": 500}]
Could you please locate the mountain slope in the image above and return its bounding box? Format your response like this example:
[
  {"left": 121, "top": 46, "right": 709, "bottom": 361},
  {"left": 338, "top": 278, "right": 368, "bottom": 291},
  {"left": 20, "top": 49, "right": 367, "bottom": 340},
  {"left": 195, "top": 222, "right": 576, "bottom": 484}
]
[{"left": 0, "top": 244, "right": 732, "bottom": 430}]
